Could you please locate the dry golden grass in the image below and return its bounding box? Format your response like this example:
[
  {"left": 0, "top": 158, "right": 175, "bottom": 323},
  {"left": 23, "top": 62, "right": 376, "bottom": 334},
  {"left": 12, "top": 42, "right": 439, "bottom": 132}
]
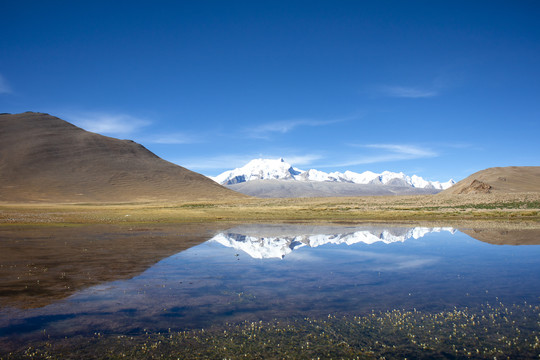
[{"left": 1, "top": 192, "right": 539, "bottom": 227}]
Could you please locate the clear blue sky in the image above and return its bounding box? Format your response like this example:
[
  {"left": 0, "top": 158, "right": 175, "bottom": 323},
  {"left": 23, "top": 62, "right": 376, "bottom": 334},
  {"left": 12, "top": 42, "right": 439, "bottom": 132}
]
[{"left": 1, "top": 1, "right": 539, "bottom": 182}]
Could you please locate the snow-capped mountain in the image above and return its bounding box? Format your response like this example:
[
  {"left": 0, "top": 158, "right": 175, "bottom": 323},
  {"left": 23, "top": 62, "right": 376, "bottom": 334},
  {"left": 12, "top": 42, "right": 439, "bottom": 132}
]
[
  {"left": 211, "top": 158, "right": 455, "bottom": 190},
  {"left": 211, "top": 226, "right": 456, "bottom": 259},
  {"left": 212, "top": 158, "right": 302, "bottom": 184}
]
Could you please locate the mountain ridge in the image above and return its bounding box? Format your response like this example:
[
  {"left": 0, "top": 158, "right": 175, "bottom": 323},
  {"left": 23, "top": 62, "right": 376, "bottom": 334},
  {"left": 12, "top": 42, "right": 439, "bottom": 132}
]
[
  {"left": 212, "top": 158, "right": 455, "bottom": 190},
  {"left": 0, "top": 112, "right": 243, "bottom": 203}
]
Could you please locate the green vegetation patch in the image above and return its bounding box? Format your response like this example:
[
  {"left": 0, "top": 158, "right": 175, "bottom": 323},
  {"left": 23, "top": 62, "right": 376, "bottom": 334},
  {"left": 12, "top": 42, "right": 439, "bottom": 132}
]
[
  {"left": 454, "top": 200, "right": 540, "bottom": 210},
  {"left": 177, "top": 203, "right": 217, "bottom": 209},
  {"left": 7, "top": 302, "right": 539, "bottom": 359}
]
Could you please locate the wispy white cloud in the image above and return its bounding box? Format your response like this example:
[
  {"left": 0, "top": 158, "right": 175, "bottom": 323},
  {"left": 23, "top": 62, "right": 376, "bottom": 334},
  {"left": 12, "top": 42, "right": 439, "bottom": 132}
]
[
  {"left": 178, "top": 154, "right": 256, "bottom": 172},
  {"left": 246, "top": 119, "right": 329, "bottom": 138},
  {"left": 284, "top": 154, "right": 323, "bottom": 167},
  {"left": 377, "top": 85, "right": 438, "bottom": 98},
  {"left": 332, "top": 143, "right": 438, "bottom": 167},
  {"left": 0, "top": 74, "right": 12, "bottom": 94},
  {"left": 364, "top": 144, "right": 437, "bottom": 157},
  {"left": 245, "top": 115, "right": 353, "bottom": 139},
  {"left": 146, "top": 132, "right": 202, "bottom": 144},
  {"left": 65, "top": 112, "right": 151, "bottom": 137},
  {"left": 61, "top": 111, "right": 204, "bottom": 144}
]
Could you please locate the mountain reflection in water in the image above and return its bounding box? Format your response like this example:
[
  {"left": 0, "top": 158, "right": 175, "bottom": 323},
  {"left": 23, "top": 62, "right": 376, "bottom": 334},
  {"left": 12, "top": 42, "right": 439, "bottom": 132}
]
[
  {"left": 1, "top": 223, "right": 539, "bottom": 353},
  {"left": 211, "top": 225, "right": 456, "bottom": 259}
]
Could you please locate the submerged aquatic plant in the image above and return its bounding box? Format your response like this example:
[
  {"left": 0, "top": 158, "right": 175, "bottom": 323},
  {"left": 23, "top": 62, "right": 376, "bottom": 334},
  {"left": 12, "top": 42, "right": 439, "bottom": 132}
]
[{"left": 5, "top": 301, "right": 539, "bottom": 359}]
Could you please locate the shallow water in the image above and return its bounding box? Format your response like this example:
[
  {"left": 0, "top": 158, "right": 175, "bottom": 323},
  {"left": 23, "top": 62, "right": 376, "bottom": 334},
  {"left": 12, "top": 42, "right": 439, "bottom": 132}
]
[{"left": 1, "top": 223, "right": 539, "bottom": 353}]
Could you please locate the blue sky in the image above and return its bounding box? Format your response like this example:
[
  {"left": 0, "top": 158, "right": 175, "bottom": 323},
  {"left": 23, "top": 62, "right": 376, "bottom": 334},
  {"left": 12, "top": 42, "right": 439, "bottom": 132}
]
[{"left": 1, "top": 1, "right": 539, "bottom": 182}]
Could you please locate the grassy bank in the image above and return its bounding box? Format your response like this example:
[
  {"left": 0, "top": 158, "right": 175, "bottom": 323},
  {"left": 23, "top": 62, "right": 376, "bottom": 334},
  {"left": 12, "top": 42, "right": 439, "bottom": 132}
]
[
  {"left": 1, "top": 193, "right": 539, "bottom": 226},
  {"left": 1, "top": 193, "right": 540, "bottom": 226}
]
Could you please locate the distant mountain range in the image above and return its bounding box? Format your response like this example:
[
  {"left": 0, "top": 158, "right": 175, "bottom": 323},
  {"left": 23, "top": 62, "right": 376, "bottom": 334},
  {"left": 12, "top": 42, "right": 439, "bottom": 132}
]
[
  {"left": 213, "top": 158, "right": 455, "bottom": 189},
  {"left": 211, "top": 158, "right": 455, "bottom": 197},
  {"left": 211, "top": 224, "right": 456, "bottom": 259}
]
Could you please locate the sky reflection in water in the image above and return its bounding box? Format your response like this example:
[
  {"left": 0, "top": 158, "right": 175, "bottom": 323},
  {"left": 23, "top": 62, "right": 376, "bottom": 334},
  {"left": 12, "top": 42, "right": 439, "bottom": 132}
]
[{"left": 1, "top": 224, "right": 539, "bottom": 345}]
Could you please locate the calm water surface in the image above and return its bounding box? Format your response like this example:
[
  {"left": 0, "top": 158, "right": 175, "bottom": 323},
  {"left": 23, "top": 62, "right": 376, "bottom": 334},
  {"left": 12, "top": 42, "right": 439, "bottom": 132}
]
[{"left": 1, "top": 223, "right": 539, "bottom": 350}]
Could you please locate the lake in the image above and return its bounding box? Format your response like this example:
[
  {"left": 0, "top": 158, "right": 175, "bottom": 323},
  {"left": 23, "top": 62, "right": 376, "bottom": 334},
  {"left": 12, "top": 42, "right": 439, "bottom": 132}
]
[{"left": 1, "top": 223, "right": 539, "bottom": 358}]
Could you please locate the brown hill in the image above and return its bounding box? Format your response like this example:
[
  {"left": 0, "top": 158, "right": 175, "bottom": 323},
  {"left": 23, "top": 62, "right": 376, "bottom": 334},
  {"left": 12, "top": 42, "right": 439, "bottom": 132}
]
[
  {"left": 0, "top": 112, "right": 244, "bottom": 203},
  {"left": 461, "top": 228, "right": 540, "bottom": 246},
  {"left": 441, "top": 166, "right": 540, "bottom": 195},
  {"left": 0, "top": 224, "right": 223, "bottom": 308}
]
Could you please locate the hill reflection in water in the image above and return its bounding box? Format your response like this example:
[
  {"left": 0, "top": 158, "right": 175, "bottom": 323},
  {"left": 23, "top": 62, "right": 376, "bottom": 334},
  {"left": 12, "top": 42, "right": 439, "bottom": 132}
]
[{"left": 1, "top": 223, "right": 539, "bottom": 351}]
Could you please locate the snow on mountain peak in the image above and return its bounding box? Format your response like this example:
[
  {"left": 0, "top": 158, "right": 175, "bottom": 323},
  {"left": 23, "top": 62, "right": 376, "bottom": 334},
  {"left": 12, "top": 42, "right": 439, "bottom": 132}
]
[
  {"left": 212, "top": 158, "right": 300, "bottom": 185},
  {"left": 211, "top": 227, "right": 456, "bottom": 259},
  {"left": 211, "top": 158, "right": 454, "bottom": 189}
]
